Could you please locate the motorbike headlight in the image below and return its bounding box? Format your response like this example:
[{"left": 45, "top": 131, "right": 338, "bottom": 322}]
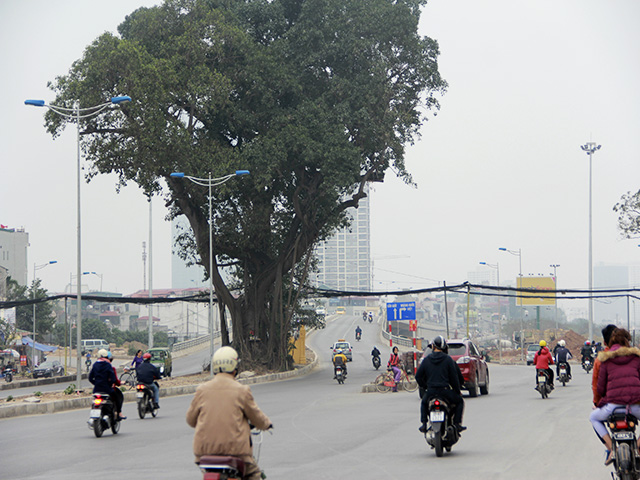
[{"left": 160, "top": 366, "right": 164, "bottom": 374}]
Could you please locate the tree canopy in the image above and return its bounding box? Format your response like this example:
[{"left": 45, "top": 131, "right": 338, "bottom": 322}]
[
  {"left": 5, "top": 277, "right": 56, "bottom": 341},
  {"left": 614, "top": 190, "right": 640, "bottom": 238},
  {"left": 44, "top": 0, "right": 446, "bottom": 369}
]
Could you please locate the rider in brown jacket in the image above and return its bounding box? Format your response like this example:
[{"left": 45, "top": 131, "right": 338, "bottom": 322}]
[{"left": 186, "top": 346, "right": 272, "bottom": 480}]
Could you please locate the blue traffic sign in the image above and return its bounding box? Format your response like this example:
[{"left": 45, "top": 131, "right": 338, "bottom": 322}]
[{"left": 386, "top": 302, "right": 416, "bottom": 321}]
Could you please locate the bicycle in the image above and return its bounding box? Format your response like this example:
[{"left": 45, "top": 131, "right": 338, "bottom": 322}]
[
  {"left": 374, "top": 366, "right": 418, "bottom": 393},
  {"left": 119, "top": 366, "right": 137, "bottom": 390}
]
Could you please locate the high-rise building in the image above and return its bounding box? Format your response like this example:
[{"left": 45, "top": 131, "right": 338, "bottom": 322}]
[
  {"left": 314, "top": 192, "right": 372, "bottom": 292},
  {"left": 0, "top": 227, "right": 29, "bottom": 286}
]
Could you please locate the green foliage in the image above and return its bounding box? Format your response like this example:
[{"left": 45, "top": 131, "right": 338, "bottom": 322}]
[
  {"left": 6, "top": 395, "right": 13, "bottom": 402},
  {"left": 63, "top": 384, "right": 76, "bottom": 395},
  {"left": 614, "top": 190, "right": 640, "bottom": 238},
  {"left": 127, "top": 344, "right": 139, "bottom": 356},
  {"left": 6, "top": 277, "right": 56, "bottom": 341},
  {"left": 43, "top": 0, "right": 445, "bottom": 369},
  {"left": 33, "top": 391, "right": 42, "bottom": 397}
]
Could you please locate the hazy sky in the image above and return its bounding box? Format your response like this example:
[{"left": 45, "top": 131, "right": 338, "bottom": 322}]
[{"left": 2, "top": 1, "right": 640, "bottom": 317}]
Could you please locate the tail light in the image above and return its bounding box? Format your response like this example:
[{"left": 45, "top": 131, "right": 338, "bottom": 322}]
[
  {"left": 93, "top": 396, "right": 103, "bottom": 406},
  {"left": 136, "top": 384, "right": 145, "bottom": 391},
  {"left": 456, "top": 356, "right": 472, "bottom": 365}
]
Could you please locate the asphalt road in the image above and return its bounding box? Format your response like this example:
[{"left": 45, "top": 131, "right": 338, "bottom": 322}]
[{"left": 0, "top": 315, "right": 611, "bottom": 479}]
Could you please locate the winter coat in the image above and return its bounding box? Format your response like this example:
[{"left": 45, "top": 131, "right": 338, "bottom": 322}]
[
  {"left": 89, "top": 358, "right": 117, "bottom": 394},
  {"left": 186, "top": 372, "right": 271, "bottom": 462},
  {"left": 533, "top": 347, "right": 553, "bottom": 370},
  {"left": 136, "top": 360, "right": 161, "bottom": 385},
  {"left": 415, "top": 351, "right": 463, "bottom": 394},
  {"left": 596, "top": 344, "right": 640, "bottom": 407},
  {"left": 592, "top": 346, "right": 610, "bottom": 406}
]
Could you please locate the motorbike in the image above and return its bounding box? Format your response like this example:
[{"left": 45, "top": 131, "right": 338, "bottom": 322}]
[
  {"left": 335, "top": 365, "right": 346, "bottom": 384},
  {"left": 199, "top": 428, "right": 267, "bottom": 480},
  {"left": 355, "top": 332, "right": 361, "bottom": 342},
  {"left": 557, "top": 362, "right": 570, "bottom": 386},
  {"left": 607, "top": 407, "right": 640, "bottom": 480},
  {"left": 424, "top": 397, "right": 460, "bottom": 457},
  {"left": 535, "top": 369, "right": 553, "bottom": 399},
  {"left": 1, "top": 365, "right": 14, "bottom": 383},
  {"left": 88, "top": 393, "right": 121, "bottom": 437},
  {"left": 372, "top": 355, "right": 381, "bottom": 370},
  {"left": 582, "top": 358, "right": 593, "bottom": 373},
  {"left": 368, "top": 314, "right": 373, "bottom": 323},
  {"left": 136, "top": 383, "right": 158, "bottom": 419}
]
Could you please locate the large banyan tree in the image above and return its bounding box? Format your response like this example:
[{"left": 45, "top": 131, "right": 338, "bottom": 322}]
[{"left": 43, "top": 0, "right": 446, "bottom": 370}]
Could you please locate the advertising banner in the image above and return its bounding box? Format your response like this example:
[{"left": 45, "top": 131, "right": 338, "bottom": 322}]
[{"left": 517, "top": 277, "right": 556, "bottom": 306}]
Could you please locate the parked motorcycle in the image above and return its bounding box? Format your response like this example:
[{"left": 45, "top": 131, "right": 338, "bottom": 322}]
[
  {"left": 335, "top": 365, "right": 346, "bottom": 385},
  {"left": 372, "top": 355, "right": 381, "bottom": 370},
  {"left": 557, "top": 362, "right": 570, "bottom": 386},
  {"left": 88, "top": 393, "right": 121, "bottom": 437},
  {"left": 424, "top": 397, "right": 460, "bottom": 457},
  {"left": 535, "top": 369, "right": 553, "bottom": 399},
  {"left": 136, "top": 383, "right": 158, "bottom": 419},
  {"left": 607, "top": 407, "right": 640, "bottom": 480},
  {"left": 198, "top": 428, "right": 267, "bottom": 480},
  {"left": 1, "top": 365, "right": 14, "bottom": 383},
  {"left": 582, "top": 358, "right": 593, "bottom": 373}
]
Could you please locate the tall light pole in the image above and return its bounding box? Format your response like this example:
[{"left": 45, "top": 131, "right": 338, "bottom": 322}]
[
  {"left": 499, "top": 247, "right": 524, "bottom": 362},
  {"left": 581, "top": 141, "right": 601, "bottom": 341},
  {"left": 550, "top": 264, "right": 560, "bottom": 332},
  {"left": 26, "top": 95, "right": 131, "bottom": 388},
  {"left": 170, "top": 170, "right": 250, "bottom": 373},
  {"left": 32, "top": 260, "right": 57, "bottom": 366},
  {"left": 480, "top": 261, "right": 501, "bottom": 363},
  {"left": 83, "top": 271, "right": 103, "bottom": 291}
]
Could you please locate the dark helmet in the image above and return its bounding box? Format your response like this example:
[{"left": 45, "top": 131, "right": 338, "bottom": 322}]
[{"left": 433, "top": 335, "right": 447, "bottom": 351}]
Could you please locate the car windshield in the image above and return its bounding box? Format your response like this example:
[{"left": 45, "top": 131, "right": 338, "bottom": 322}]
[
  {"left": 335, "top": 343, "right": 350, "bottom": 350},
  {"left": 527, "top": 345, "right": 539, "bottom": 352},
  {"left": 37, "top": 361, "right": 55, "bottom": 369},
  {"left": 447, "top": 344, "right": 467, "bottom": 356},
  {"left": 150, "top": 352, "right": 164, "bottom": 361}
]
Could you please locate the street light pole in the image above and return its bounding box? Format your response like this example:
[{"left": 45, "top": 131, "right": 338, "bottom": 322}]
[
  {"left": 32, "top": 261, "right": 57, "bottom": 366},
  {"left": 581, "top": 141, "right": 601, "bottom": 342},
  {"left": 550, "top": 264, "right": 560, "bottom": 332},
  {"left": 499, "top": 247, "right": 524, "bottom": 363},
  {"left": 170, "top": 170, "right": 250, "bottom": 374},
  {"left": 26, "top": 95, "right": 131, "bottom": 388}
]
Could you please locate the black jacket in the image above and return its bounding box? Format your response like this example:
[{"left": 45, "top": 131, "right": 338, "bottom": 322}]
[
  {"left": 415, "top": 351, "right": 463, "bottom": 394},
  {"left": 89, "top": 359, "right": 116, "bottom": 394},
  {"left": 136, "top": 360, "right": 162, "bottom": 384},
  {"left": 555, "top": 346, "right": 572, "bottom": 363},
  {"left": 371, "top": 347, "right": 381, "bottom": 357}
]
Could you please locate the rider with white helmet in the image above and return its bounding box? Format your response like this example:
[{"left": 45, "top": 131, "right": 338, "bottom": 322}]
[{"left": 186, "top": 346, "right": 272, "bottom": 480}]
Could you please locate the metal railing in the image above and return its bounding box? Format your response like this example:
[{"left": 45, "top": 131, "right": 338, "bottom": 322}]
[{"left": 171, "top": 332, "right": 220, "bottom": 353}]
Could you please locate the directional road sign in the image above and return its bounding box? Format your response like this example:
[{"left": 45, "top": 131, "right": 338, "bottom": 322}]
[{"left": 386, "top": 301, "right": 416, "bottom": 321}]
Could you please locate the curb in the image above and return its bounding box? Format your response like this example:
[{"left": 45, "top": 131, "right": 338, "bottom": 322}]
[
  {"left": 0, "top": 373, "right": 89, "bottom": 392},
  {"left": 0, "top": 352, "right": 318, "bottom": 420}
]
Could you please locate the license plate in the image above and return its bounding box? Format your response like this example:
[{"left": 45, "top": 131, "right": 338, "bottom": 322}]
[
  {"left": 90, "top": 409, "right": 101, "bottom": 418},
  {"left": 538, "top": 376, "right": 546, "bottom": 383},
  {"left": 430, "top": 411, "right": 445, "bottom": 422},
  {"left": 613, "top": 432, "right": 635, "bottom": 441},
  {"left": 136, "top": 392, "right": 144, "bottom": 398},
  {"left": 560, "top": 368, "right": 566, "bottom": 374}
]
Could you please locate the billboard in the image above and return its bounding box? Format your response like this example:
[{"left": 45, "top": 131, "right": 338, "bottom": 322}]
[{"left": 516, "top": 277, "right": 556, "bottom": 306}]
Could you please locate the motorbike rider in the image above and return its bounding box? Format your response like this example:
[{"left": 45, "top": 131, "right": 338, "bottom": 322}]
[
  {"left": 355, "top": 325, "right": 362, "bottom": 340},
  {"left": 371, "top": 345, "right": 381, "bottom": 359},
  {"left": 89, "top": 349, "right": 125, "bottom": 419},
  {"left": 333, "top": 349, "right": 348, "bottom": 378},
  {"left": 186, "top": 346, "right": 272, "bottom": 480},
  {"left": 581, "top": 341, "right": 594, "bottom": 365},
  {"left": 388, "top": 346, "right": 403, "bottom": 392},
  {"left": 367, "top": 312, "right": 373, "bottom": 323},
  {"left": 362, "top": 311, "right": 367, "bottom": 321},
  {"left": 554, "top": 340, "right": 573, "bottom": 379},
  {"left": 534, "top": 340, "right": 554, "bottom": 389},
  {"left": 593, "top": 324, "right": 617, "bottom": 407},
  {"left": 137, "top": 352, "right": 162, "bottom": 409},
  {"left": 415, "top": 335, "right": 466, "bottom": 434}
]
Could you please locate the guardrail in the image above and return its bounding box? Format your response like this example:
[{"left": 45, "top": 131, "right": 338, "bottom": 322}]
[{"left": 171, "top": 332, "right": 220, "bottom": 353}]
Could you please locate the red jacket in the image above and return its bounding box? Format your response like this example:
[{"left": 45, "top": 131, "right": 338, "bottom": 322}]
[{"left": 534, "top": 347, "right": 554, "bottom": 370}]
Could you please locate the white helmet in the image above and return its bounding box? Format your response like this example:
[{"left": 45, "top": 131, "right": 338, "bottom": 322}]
[
  {"left": 558, "top": 340, "right": 566, "bottom": 347},
  {"left": 98, "top": 349, "right": 109, "bottom": 358},
  {"left": 212, "top": 346, "right": 239, "bottom": 374}
]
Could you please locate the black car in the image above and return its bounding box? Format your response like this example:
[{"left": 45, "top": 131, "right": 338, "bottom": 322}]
[{"left": 33, "top": 360, "right": 64, "bottom": 378}]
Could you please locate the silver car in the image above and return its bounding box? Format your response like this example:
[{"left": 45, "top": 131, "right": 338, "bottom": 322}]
[
  {"left": 526, "top": 344, "right": 539, "bottom": 365},
  {"left": 331, "top": 340, "right": 353, "bottom": 361}
]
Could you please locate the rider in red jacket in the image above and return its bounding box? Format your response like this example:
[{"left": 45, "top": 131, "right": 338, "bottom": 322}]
[{"left": 534, "top": 340, "right": 554, "bottom": 388}]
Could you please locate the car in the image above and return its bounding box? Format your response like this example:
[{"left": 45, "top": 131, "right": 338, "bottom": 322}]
[
  {"left": 526, "top": 343, "right": 539, "bottom": 365},
  {"left": 336, "top": 307, "right": 346, "bottom": 315},
  {"left": 330, "top": 339, "right": 353, "bottom": 361},
  {"left": 33, "top": 360, "right": 64, "bottom": 379},
  {"left": 148, "top": 347, "right": 172, "bottom": 377},
  {"left": 419, "top": 338, "right": 489, "bottom": 397}
]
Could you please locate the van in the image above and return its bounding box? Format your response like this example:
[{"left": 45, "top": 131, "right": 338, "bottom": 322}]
[
  {"left": 81, "top": 339, "right": 110, "bottom": 355},
  {"left": 148, "top": 347, "right": 172, "bottom": 377}
]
